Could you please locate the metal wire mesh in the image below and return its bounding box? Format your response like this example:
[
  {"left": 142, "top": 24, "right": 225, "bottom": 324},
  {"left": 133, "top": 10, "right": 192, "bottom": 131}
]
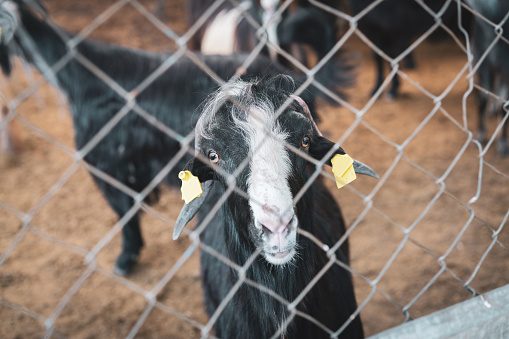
[{"left": 0, "top": 0, "right": 508, "bottom": 337}]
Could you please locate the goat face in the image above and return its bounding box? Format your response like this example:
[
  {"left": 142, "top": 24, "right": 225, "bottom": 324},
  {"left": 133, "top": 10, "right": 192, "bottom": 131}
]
[
  {"left": 194, "top": 79, "right": 309, "bottom": 265},
  {"left": 174, "top": 76, "right": 377, "bottom": 265}
]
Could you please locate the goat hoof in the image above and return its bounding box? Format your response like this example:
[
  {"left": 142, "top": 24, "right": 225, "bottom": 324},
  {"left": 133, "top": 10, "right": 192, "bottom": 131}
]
[{"left": 114, "top": 253, "right": 139, "bottom": 276}]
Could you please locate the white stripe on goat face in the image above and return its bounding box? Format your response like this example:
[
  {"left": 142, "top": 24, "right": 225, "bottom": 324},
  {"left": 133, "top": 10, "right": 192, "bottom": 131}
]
[{"left": 246, "top": 105, "right": 298, "bottom": 265}]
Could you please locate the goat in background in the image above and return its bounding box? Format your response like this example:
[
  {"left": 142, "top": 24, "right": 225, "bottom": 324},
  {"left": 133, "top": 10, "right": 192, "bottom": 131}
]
[
  {"left": 187, "top": 0, "right": 344, "bottom": 73},
  {"left": 466, "top": 0, "right": 509, "bottom": 156},
  {"left": 348, "top": 0, "right": 471, "bottom": 99}
]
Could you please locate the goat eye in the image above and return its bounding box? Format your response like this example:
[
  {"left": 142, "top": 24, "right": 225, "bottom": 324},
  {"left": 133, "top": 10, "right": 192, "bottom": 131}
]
[
  {"left": 301, "top": 136, "right": 310, "bottom": 148},
  {"left": 208, "top": 151, "right": 219, "bottom": 163}
]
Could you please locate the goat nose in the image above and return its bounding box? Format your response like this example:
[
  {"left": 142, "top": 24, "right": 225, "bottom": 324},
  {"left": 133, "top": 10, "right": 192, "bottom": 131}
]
[
  {"left": 259, "top": 214, "right": 294, "bottom": 236},
  {"left": 261, "top": 224, "right": 288, "bottom": 237}
]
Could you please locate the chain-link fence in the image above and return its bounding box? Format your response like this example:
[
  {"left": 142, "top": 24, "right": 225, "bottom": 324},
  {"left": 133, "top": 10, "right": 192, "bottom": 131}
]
[{"left": 0, "top": 0, "right": 508, "bottom": 337}]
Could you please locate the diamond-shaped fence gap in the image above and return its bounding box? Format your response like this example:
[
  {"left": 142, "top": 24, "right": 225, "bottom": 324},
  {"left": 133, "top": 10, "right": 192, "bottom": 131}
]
[
  {"left": 141, "top": 184, "right": 182, "bottom": 221},
  {"left": 353, "top": 281, "right": 408, "bottom": 336},
  {"left": 373, "top": 239, "right": 447, "bottom": 313},
  {"left": 0, "top": 231, "right": 88, "bottom": 318},
  {"left": 30, "top": 166, "right": 116, "bottom": 250},
  {"left": 344, "top": 27, "right": 469, "bottom": 103},
  {"left": 0, "top": 301, "right": 52, "bottom": 339},
  {"left": 403, "top": 112, "right": 472, "bottom": 180},
  {"left": 145, "top": 0, "right": 194, "bottom": 35},
  {"left": 314, "top": 103, "right": 355, "bottom": 138},
  {"left": 80, "top": 1, "right": 181, "bottom": 53},
  {"left": 91, "top": 213, "right": 154, "bottom": 279},
  {"left": 134, "top": 304, "right": 205, "bottom": 339},
  {"left": 155, "top": 251, "right": 207, "bottom": 325},
  {"left": 444, "top": 216, "right": 509, "bottom": 293},
  {"left": 100, "top": 209, "right": 193, "bottom": 290},
  {"left": 327, "top": 180, "right": 379, "bottom": 239},
  {"left": 406, "top": 192, "right": 473, "bottom": 256},
  {"left": 361, "top": 95, "right": 439, "bottom": 149},
  {"left": 6, "top": 83, "right": 74, "bottom": 150},
  {"left": 42, "top": 0, "right": 123, "bottom": 40},
  {"left": 403, "top": 267, "right": 474, "bottom": 319},
  {"left": 0, "top": 127, "right": 77, "bottom": 215},
  {"left": 0, "top": 60, "right": 62, "bottom": 116},
  {"left": 346, "top": 208, "right": 407, "bottom": 283},
  {"left": 52, "top": 270, "right": 147, "bottom": 338},
  {"left": 442, "top": 143, "right": 505, "bottom": 209},
  {"left": 403, "top": 39, "right": 469, "bottom": 97},
  {"left": 369, "top": 160, "right": 440, "bottom": 228},
  {"left": 465, "top": 231, "right": 509, "bottom": 293}
]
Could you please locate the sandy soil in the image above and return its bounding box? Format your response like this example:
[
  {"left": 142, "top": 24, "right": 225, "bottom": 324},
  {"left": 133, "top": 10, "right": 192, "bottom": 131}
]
[{"left": 1, "top": 0, "right": 508, "bottom": 338}]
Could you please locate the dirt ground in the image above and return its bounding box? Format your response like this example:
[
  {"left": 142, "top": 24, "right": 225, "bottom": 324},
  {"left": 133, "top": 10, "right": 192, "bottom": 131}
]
[{"left": 1, "top": 0, "right": 508, "bottom": 338}]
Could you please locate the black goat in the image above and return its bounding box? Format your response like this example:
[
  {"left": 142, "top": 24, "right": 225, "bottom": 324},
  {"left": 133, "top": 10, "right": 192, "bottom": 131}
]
[
  {"left": 0, "top": 0, "right": 351, "bottom": 275},
  {"left": 277, "top": 1, "right": 339, "bottom": 67},
  {"left": 173, "top": 75, "right": 377, "bottom": 338},
  {"left": 188, "top": 0, "right": 343, "bottom": 72},
  {"left": 348, "top": 0, "right": 467, "bottom": 99},
  {"left": 466, "top": 0, "right": 509, "bottom": 156},
  {"left": 188, "top": 0, "right": 252, "bottom": 54},
  {"left": 187, "top": 0, "right": 268, "bottom": 56}
]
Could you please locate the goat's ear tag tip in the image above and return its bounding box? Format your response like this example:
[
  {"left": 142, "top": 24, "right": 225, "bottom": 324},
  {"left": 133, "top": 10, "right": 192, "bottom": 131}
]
[
  {"left": 331, "top": 154, "right": 356, "bottom": 189},
  {"left": 179, "top": 170, "right": 202, "bottom": 204}
]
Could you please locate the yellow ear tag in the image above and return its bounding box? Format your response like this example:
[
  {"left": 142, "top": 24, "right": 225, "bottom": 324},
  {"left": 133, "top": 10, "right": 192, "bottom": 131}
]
[
  {"left": 331, "top": 154, "right": 356, "bottom": 189},
  {"left": 178, "top": 171, "right": 203, "bottom": 204}
]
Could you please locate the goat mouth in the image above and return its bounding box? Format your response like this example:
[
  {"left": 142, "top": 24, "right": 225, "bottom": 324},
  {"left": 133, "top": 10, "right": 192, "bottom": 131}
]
[
  {"left": 269, "top": 250, "right": 290, "bottom": 258},
  {"left": 263, "top": 248, "right": 295, "bottom": 265}
]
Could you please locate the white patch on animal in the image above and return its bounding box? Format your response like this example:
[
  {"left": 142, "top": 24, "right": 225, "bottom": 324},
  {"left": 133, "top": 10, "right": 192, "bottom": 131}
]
[
  {"left": 245, "top": 105, "right": 298, "bottom": 265},
  {"left": 201, "top": 1, "right": 252, "bottom": 55},
  {"left": 260, "top": 0, "right": 281, "bottom": 60},
  {"left": 1, "top": 1, "right": 20, "bottom": 44}
]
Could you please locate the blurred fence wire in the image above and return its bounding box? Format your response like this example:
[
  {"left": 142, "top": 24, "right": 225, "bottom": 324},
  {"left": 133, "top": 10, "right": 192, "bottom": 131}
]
[{"left": 0, "top": 0, "right": 508, "bottom": 337}]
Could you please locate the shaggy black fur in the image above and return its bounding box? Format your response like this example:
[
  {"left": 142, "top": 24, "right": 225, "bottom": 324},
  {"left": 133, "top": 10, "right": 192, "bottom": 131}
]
[
  {"left": 187, "top": 0, "right": 347, "bottom": 73},
  {"left": 0, "top": 1, "right": 352, "bottom": 275},
  {"left": 348, "top": 0, "right": 470, "bottom": 99},
  {"left": 185, "top": 76, "right": 364, "bottom": 338}
]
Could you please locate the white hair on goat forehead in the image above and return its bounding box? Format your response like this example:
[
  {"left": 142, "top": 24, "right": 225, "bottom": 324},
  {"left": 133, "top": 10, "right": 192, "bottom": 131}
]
[
  {"left": 196, "top": 77, "right": 293, "bottom": 188},
  {"left": 195, "top": 79, "right": 291, "bottom": 147},
  {"left": 195, "top": 80, "right": 246, "bottom": 142}
]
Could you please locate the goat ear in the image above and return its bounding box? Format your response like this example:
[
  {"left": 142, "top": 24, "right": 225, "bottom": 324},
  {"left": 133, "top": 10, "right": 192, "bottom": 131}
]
[
  {"left": 272, "top": 74, "right": 296, "bottom": 93},
  {"left": 173, "top": 180, "right": 213, "bottom": 240},
  {"left": 309, "top": 136, "right": 378, "bottom": 179},
  {"left": 173, "top": 157, "right": 217, "bottom": 240}
]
